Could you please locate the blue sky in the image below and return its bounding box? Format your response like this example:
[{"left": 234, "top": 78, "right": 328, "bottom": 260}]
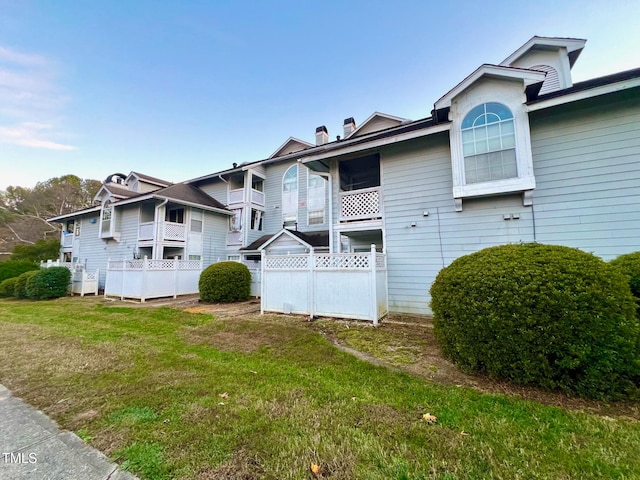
[{"left": 1, "top": 0, "right": 639, "bottom": 190}]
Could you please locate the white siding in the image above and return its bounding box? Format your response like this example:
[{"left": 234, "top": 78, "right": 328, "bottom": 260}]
[{"left": 202, "top": 211, "right": 228, "bottom": 267}]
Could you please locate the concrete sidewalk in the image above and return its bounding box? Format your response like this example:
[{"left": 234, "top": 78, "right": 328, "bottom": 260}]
[{"left": 0, "top": 385, "right": 137, "bottom": 480}]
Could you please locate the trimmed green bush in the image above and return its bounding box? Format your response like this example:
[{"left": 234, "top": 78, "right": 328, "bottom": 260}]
[
  {"left": 14, "top": 270, "right": 39, "bottom": 299},
  {"left": 430, "top": 243, "right": 640, "bottom": 400},
  {"left": 610, "top": 251, "right": 640, "bottom": 301},
  {"left": 0, "top": 277, "right": 18, "bottom": 297},
  {"left": 199, "top": 261, "right": 251, "bottom": 303},
  {"left": 26, "top": 267, "right": 71, "bottom": 300},
  {"left": 0, "top": 260, "right": 39, "bottom": 283}
]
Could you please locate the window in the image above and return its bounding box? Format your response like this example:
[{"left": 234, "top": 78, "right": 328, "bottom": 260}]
[
  {"left": 190, "top": 219, "right": 203, "bottom": 233},
  {"left": 307, "top": 174, "right": 326, "bottom": 225},
  {"left": 100, "top": 203, "right": 113, "bottom": 238},
  {"left": 168, "top": 208, "right": 184, "bottom": 223},
  {"left": 229, "top": 208, "right": 243, "bottom": 232},
  {"left": 282, "top": 165, "right": 298, "bottom": 227},
  {"left": 462, "top": 102, "right": 517, "bottom": 184},
  {"left": 250, "top": 209, "right": 263, "bottom": 231}
]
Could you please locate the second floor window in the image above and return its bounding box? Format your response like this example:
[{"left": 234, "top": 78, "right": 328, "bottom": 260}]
[{"left": 282, "top": 165, "right": 298, "bottom": 226}]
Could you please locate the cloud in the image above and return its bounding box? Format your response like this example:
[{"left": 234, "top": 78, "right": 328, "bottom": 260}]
[
  {"left": 0, "top": 45, "right": 72, "bottom": 143},
  {"left": 0, "top": 123, "right": 76, "bottom": 150}
]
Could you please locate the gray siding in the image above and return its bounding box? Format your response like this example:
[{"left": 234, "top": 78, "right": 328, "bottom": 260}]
[
  {"left": 76, "top": 204, "right": 141, "bottom": 288},
  {"left": 198, "top": 180, "right": 228, "bottom": 206},
  {"left": 382, "top": 133, "right": 533, "bottom": 315},
  {"left": 202, "top": 211, "right": 228, "bottom": 267},
  {"left": 530, "top": 90, "right": 640, "bottom": 259}
]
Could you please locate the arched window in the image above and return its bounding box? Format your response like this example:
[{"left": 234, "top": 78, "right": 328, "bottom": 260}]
[
  {"left": 462, "top": 102, "right": 517, "bottom": 184},
  {"left": 282, "top": 165, "right": 298, "bottom": 227}
]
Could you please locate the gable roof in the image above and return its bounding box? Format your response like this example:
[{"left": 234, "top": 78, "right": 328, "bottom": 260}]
[
  {"left": 500, "top": 36, "right": 586, "bottom": 68},
  {"left": 347, "top": 112, "right": 409, "bottom": 139},
  {"left": 269, "top": 137, "right": 315, "bottom": 159},
  {"left": 240, "top": 229, "right": 329, "bottom": 251},
  {"left": 128, "top": 172, "right": 173, "bottom": 187},
  {"left": 434, "top": 64, "right": 547, "bottom": 109}
]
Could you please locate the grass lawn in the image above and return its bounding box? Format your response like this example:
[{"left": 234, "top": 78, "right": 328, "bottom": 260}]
[{"left": 1, "top": 297, "right": 639, "bottom": 479}]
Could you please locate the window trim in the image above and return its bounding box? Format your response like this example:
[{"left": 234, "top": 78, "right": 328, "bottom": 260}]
[
  {"left": 282, "top": 164, "right": 298, "bottom": 227},
  {"left": 449, "top": 94, "right": 536, "bottom": 207}
]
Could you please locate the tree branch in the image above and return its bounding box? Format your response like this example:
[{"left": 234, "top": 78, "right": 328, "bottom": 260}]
[{"left": 5, "top": 224, "right": 35, "bottom": 244}]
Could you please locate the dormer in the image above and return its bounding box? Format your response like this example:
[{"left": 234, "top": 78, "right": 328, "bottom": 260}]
[
  {"left": 346, "top": 112, "right": 408, "bottom": 138},
  {"left": 269, "top": 137, "right": 314, "bottom": 159},
  {"left": 500, "top": 36, "right": 586, "bottom": 94},
  {"left": 435, "top": 65, "right": 546, "bottom": 210},
  {"left": 125, "top": 172, "right": 172, "bottom": 193}
]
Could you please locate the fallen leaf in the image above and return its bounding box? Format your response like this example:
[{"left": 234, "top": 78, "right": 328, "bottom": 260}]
[
  {"left": 250, "top": 370, "right": 258, "bottom": 374},
  {"left": 310, "top": 462, "right": 321, "bottom": 476},
  {"left": 460, "top": 430, "right": 469, "bottom": 436},
  {"left": 218, "top": 402, "right": 225, "bottom": 405},
  {"left": 422, "top": 413, "right": 437, "bottom": 424},
  {"left": 219, "top": 392, "right": 229, "bottom": 398}
]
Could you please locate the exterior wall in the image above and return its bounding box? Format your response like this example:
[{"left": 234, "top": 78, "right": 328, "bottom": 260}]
[
  {"left": 198, "top": 180, "right": 228, "bottom": 206},
  {"left": 261, "top": 161, "right": 329, "bottom": 236},
  {"left": 355, "top": 117, "right": 401, "bottom": 136},
  {"left": 529, "top": 89, "right": 640, "bottom": 259},
  {"left": 201, "top": 210, "right": 228, "bottom": 267},
  {"left": 75, "top": 204, "right": 141, "bottom": 288},
  {"left": 381, "top": 133, "right": 533, "bottom": 315}
]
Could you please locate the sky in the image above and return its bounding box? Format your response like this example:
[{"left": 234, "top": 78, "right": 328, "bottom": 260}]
[{"left": 1, "top": 0, "right": 639, "bottom": 190}]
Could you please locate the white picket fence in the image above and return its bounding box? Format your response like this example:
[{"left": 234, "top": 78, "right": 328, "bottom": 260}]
[
  {"left": 260, "top": 245, "right": 388, "bottom": 323},
  {"left": 40, "top": 260, "right": 99, "bottom": 296},
  {"left": 105, "top": 257, "right": 202, "bottom": 302}
]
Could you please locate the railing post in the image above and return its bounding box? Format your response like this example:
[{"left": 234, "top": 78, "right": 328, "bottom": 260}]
[
  {"left": 260, "top": 249, "right": 266, "bottom": 314},
  {"left": 140, "top": 256, "right": 148, "bottom": 303},
  {"left": 308, "top": 248, "right": 315, "bottom": 320},
  {"left": 371, "top": 244, "right": 378, "bottom": 326},
  {"left": 173, "top": 256, "right": 179, "bottom": 299}
]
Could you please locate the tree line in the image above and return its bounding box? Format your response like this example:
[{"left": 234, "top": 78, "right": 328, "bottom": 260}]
[{"left": 0, "top": 175, "right": 101, "bottom": 260}]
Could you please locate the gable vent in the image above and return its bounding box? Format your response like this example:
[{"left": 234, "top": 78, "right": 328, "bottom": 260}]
[{"left": 531, "top": 64, "right": 560, "bottom": 95}]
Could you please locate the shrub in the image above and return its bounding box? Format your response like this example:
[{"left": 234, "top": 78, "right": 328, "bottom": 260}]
[
  {"left": 610, "top": 251, "right": 640, "bottom": 301},
  {"left": 430, "top": 243, "right": 640, "bottom": 400},
  {"left": 14, "top": 270, "right": 39, "bottom": 299},
  {"left": 0, "top": 277, "right": 18, "bottom": 297},
  {"left": 199, "top": 261, "right": 251, "bottom": 303},
  {"left": 0, "top": 260, "right": 39, "bottom": 283},
  {"left": 26, "top": 267, "right": 71, "bottom": 300}
]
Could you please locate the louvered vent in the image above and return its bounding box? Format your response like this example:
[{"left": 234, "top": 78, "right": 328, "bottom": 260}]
[{"left": 531, "top": 65, "right": 560, "bottom": 94}]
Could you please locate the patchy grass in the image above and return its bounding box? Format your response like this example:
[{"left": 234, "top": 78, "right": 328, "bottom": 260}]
[{"left": 1, "top": 297, "right": 639, "bottom": 479}]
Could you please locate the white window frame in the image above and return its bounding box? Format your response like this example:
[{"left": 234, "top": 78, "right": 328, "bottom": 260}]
[
  {"left": 307, "top": 173, "right": 326, "bottom": 225},
  {"left": 99, "top": 202, "right": 116, "bottom": 239},
  {"left": 282, "top": 165, "right": 298, "bottom": 227},
  {"left": 449, "top": 93, "right": 536, "bottom": 206}
]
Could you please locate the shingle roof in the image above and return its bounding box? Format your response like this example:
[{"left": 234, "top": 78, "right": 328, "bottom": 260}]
[
  {"left": 130, "top": 172, "right": 173, "bottom": 186},
  {"left": 527, "top": 67, "right": 640, "bottom": 104},
  {"left": 153, "top": 183, "right": 227, "bottom": 210},
  {"left": 240, "top": 230, "right": 329, "bottom": 251}
]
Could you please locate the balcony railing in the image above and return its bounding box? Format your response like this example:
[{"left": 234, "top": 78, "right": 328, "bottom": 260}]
[
  {"left": 339, "top": 186, "right": 382, "bottom": 222},
  {"left": 227, "top": 230, "right": 243, "bottom": 245},
  {"left": 61, "top": 232, "right": 74, "bottom": 248},
  {"left": 251, "top": 188, "right": 265, "bottom": 206},
  {"left": 138, "top": 221, "right": 186, "bottom": 242},
  {"left": 228, "top": 188, "right": 244, "bottom": 204}
]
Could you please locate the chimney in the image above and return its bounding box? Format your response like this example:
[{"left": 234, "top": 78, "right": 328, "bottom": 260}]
[
  {"left": 343, "top": 117, "right": 356, "bottom": 138},
  {"left": 315, "top": 125, "right": 328, "bottom": 146}
]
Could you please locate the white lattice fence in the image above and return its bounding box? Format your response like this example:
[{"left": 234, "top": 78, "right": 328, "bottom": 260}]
[
  {"left": 163, "top": 222, "right": 186, "bottom": 241},
  {"left": 105, "top": 256, "right": 202, "bottom": 302},
  {"left": 261, "top": 245, "right": 388, "bottom": 323},
  {"left": 340, "top": 187, "right": 381, "bottom": 221}
]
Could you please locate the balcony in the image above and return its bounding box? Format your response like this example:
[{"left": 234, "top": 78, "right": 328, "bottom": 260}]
[
  {"left": 61, "top": 232, "right": 73, "bottom": 249},
  {"left": 228, "top": 188, "right": 244, "bottom": 204},
  {"left": 251, "top": 188, "right": 265, "bottom": 206},
  {"left": 339, "top": 186, "right": 382, "bottom": 222},
  {"left": 138, "top": 221, "right": 186, "bottom": 242}
]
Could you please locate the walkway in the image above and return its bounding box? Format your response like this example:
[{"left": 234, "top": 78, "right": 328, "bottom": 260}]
[{"left": 0, "top": 385, "right": 136, "bottom": 480}]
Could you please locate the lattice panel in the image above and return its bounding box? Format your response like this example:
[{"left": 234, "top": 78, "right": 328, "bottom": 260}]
[
  {"left": 179, "top": 260, "right": 202, "bottom": 270},
  {"left": 163, "top": 222, "right": 186, "bottom": 240},
  {"left": 148, "top": 260, "right": 175, "bottom": 270},
  {"left": 265, "top": 255, "right": 309, "bottom": 269},
  {"left": 341, "top": 189, "right": 380, "bottom": 219},
  {"left": 315, "top": 254, "right": 371, "bottom": 269}
]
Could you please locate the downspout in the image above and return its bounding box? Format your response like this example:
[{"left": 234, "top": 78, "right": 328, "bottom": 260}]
[{"left": 154, "top": 198, "right": 169, "bottom": 260}]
